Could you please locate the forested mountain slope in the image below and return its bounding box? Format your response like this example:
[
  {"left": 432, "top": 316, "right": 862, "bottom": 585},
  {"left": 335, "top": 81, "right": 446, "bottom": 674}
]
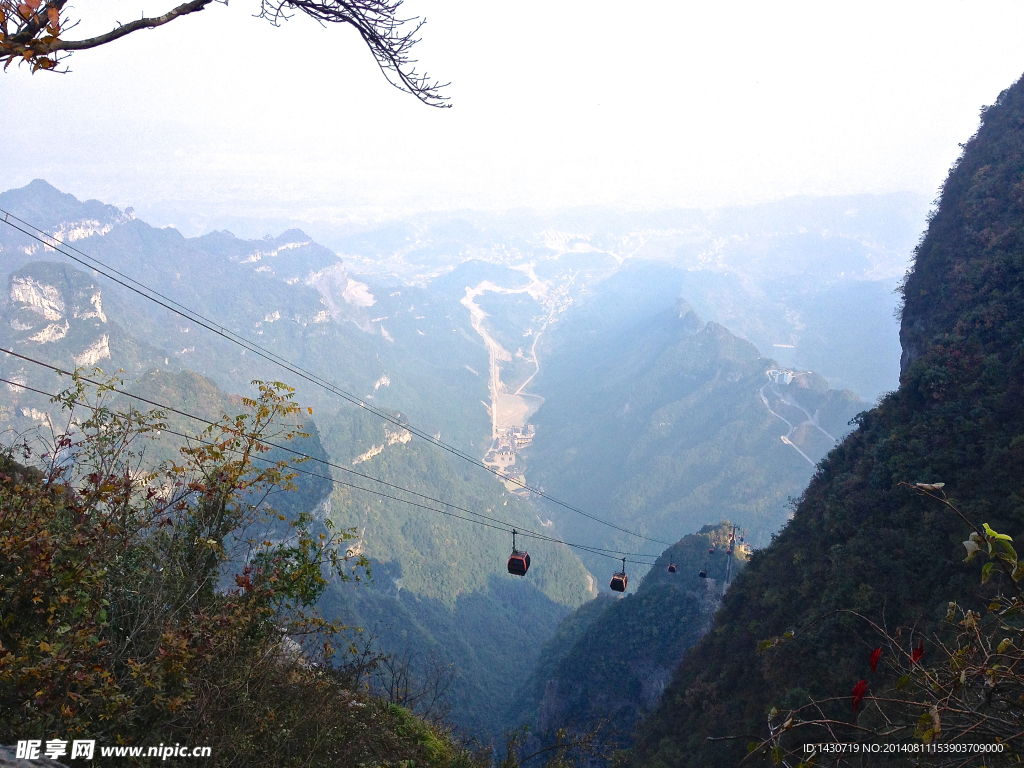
[
  {"left": 0, "top": 255, "right": 591, "bottom": 738},
  {"left": 629, "top": 72, "right": 1024, "bottom": 767},
  {"left": 0, "top": 182, "right": 493, "bottom": 450},
  {"left": 510, "top": 523, "right": 746, "bottom": 749},
  {"left": 528, "top": 291, "right": 862, "bottom": 575}
]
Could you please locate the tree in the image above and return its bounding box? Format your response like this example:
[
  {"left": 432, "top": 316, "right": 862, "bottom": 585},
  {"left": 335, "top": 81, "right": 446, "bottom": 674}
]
[{"left": 0, "top": 0, "right": 449, "bottom": 106}]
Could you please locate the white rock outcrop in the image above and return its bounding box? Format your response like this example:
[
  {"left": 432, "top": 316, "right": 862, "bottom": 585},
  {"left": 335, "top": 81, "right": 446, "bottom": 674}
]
[{"left": 74, "top": 335, "right": 110, "bottom": 366}]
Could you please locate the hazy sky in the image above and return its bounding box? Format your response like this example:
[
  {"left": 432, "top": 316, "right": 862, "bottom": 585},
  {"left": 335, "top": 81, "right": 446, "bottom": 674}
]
[{"left": 3, "top": 0, "right": 1024, "bottom": 231}]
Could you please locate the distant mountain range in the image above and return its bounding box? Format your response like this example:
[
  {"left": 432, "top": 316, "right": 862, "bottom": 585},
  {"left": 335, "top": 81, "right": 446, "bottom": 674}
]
[{"left": 0, "top": 179, "right": 918, "bottom": 740}]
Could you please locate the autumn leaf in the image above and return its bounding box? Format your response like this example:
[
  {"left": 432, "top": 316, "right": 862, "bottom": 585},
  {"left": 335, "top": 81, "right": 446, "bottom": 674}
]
[
  {"left": 851, "top": 679, "right": 868, "bottom": 712},
  {"left": 912, "top": 639, "right": 925, "bottom": 664}
]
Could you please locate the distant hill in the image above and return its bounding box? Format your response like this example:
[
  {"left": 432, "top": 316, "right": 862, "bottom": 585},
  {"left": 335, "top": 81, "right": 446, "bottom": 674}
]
[
  {"left": 629, "top": 72, "right": 1024, "bottom": 767},
  {"left": 0, "top": 182, "right": 494, "bottom": 451},
  {"left": 527, "top": 287, "right": 864, "bottom": 576}
]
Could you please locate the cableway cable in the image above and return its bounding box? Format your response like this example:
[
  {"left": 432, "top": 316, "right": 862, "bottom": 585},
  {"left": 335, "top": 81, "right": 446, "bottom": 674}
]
[
  {"left": 0, "top": 210, "right": 671, "bottom": 547},
  {"left": 0, "top": 346, "right": 660, "bottom": 561},
  {"left": 0, "top": 373, "right": 660, "bottom": 566}
]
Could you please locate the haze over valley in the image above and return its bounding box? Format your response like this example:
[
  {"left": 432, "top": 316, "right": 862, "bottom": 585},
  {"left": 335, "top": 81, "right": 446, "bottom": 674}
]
[
  {"left": 9, "top": 0, "right": 1024, "bottom": 761},
  {"left": 0, "top": 178, "right": 924, "bottom": 741}
]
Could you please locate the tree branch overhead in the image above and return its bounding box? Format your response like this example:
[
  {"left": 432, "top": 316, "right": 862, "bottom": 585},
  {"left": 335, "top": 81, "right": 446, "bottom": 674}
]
[{"left": 0, "top": 0, "right": 449, "bottom": 106}]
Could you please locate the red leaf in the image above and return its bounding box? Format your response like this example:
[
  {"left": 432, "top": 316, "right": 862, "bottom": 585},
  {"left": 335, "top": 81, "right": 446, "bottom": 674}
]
[
  {"left": 870, "top": 647, "right": 882, "bottom": 673},
  {"left": 912, "top": 640, "right": 925, "bottom": 664},
  {"left": 852, "top": 679, "right": 868, "bottom": 712}
]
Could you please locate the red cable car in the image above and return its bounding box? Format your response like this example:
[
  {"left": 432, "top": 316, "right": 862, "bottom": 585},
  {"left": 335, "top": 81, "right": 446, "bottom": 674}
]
[
  {"left": 667, "top": 563, "right": 677, "bottom": 573},
  {"left": 507, "top": 529, "right": 530, "bottom": 576},
  {"left": 709, "top": 546, "right": 716, "bottom": 555},
  {"left": 610, "top": 558, "right": 628, "bottom": 592}
]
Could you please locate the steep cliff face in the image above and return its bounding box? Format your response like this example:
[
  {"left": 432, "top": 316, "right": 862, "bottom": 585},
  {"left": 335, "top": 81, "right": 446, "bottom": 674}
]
[
  {"left": 5, "top": 261, "right": 112, "bottom": 366},
  {"left": 630, "top": 73, "right": 1024, "bottom": 767}
]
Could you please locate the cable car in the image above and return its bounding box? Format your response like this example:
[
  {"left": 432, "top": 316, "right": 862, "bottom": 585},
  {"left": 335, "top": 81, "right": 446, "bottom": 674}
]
[
  {"left": 507, "top": 530, "right": 530, "bottom": 576},
  {"left": 667, "top": 563, "right": 677, "bottom": 573},
  {"left": 698, "top": 563, "right": 708, "bottom": 579},
  {"left": 709, "top": 546, "right": 716, "bottom": 555},
  {"left": 610, "top": 558, "right": 628, "bottom": 592}
]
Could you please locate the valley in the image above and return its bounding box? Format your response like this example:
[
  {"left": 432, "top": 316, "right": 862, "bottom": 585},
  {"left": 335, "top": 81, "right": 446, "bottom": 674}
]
[{"left": 0, "top": 180, "right": 922, "bottom": 747}]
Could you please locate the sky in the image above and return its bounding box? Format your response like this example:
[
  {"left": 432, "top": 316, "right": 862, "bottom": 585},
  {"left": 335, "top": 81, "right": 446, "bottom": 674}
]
[{"left": 3, "top": 0, "right": 1024, "bottom": 234}]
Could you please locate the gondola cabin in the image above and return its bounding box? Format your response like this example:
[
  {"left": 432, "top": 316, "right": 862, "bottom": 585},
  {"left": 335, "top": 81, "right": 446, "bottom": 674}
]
[
  {"left": 698, "top": 564, "right": 708, "bottom": 579},
  {"left": 708, "top": 546, "right": 715, "bottom": 555},
  {"left": 507, "top": 550, "right": 530, "bottom": 576},
  {"left": 507, "top": 529, "right": 530, "bottom": 576},
  {"left": 609, "top": 558, "right": 628, "bottom": 592},
  {"left": 667, "top": 563, "right": 677, "bottom": 573}
]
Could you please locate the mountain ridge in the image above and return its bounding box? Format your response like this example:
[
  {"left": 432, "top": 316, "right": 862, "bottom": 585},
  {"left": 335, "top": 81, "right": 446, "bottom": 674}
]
[{"left": 628, "top": 70, "right": 1024, "bottom": 768}]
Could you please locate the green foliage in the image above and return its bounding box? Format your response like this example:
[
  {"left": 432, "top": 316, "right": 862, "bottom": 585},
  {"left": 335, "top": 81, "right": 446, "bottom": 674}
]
[
  {"left": 0, "top": 372, "right": 478, "bottom": 767},
  {"left": 629, "top": 72, "right": 1024, "bottom": 768}
]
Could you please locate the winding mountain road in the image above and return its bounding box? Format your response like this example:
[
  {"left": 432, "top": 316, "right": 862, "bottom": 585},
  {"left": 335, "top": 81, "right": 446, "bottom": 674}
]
[{"left": 759, "top": 371, "right": 837, "bottom": 466}]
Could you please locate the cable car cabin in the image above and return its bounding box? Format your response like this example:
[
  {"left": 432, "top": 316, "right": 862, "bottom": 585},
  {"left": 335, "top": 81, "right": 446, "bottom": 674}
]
[
  {"left": 507, "top": 550, "right": 531, "bottom": 576},
  {"left": 708, "top": 546, "right": 716, "bottom": 554},
  {"left": 609, "top": 557, "right": 628, "bottom": 592},
  {"left": 667, "top": 563, "right": 677, "bottom": 573},
  {"left": 507, "top": 529, "right": 530, "bottom": 576},
  {"left": 698, "top": 565, "right": 708, "bottom": 579}
]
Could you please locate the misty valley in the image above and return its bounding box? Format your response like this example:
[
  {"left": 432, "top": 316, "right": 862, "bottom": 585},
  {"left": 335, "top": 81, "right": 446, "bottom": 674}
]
[
  {"left": 5, "top": 93, "right": 1024, "bottom": 767},
  {"left": 0, "top": 179, "right": 922, "bottom": 754}
]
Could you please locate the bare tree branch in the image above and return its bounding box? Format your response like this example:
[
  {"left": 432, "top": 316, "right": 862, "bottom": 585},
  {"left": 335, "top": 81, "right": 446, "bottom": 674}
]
[
  {"left": 0, "top": 0, "right": 449, "bottom": 105},
  {"left": 50, "top": 0, "right": 215, "bottom": 51}
]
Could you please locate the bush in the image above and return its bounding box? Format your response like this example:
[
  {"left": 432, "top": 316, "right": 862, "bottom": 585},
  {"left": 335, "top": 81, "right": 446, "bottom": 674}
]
[{"left": 0, "top": 371, "right": 480, "bottom": 767}]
